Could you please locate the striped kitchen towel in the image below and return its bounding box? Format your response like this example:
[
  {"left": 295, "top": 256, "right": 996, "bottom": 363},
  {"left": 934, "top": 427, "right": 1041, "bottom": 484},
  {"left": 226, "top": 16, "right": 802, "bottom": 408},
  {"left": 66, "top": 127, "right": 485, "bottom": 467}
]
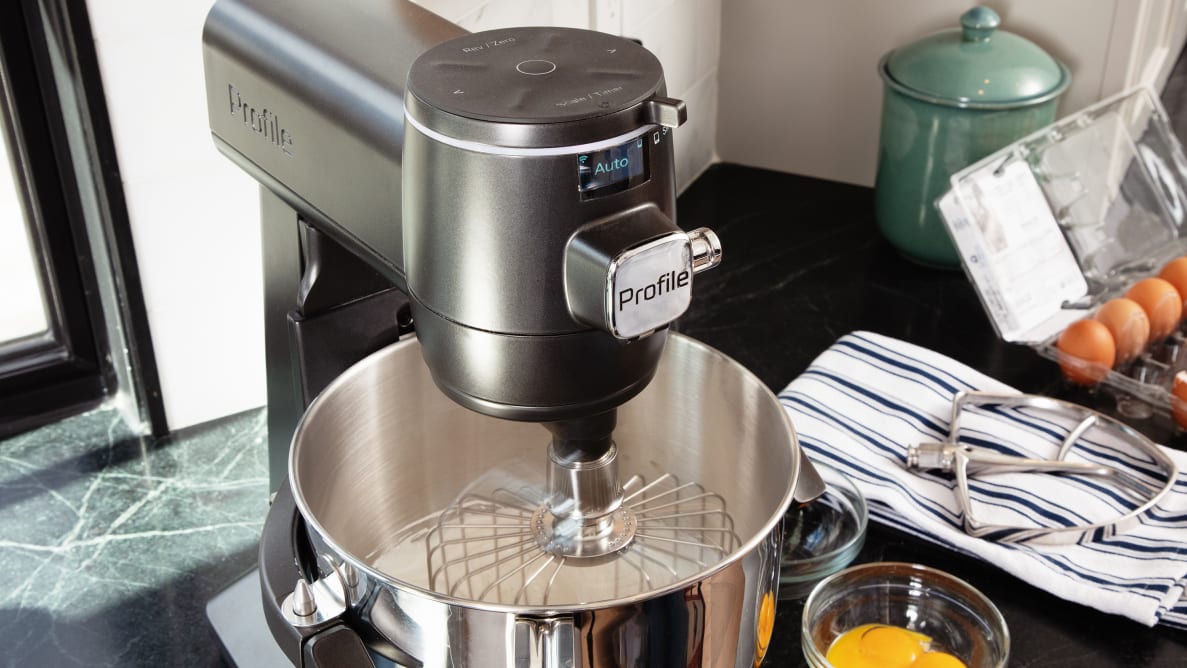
[{"left": 780, "top": 331, "right": 1187, "bottom": 629}]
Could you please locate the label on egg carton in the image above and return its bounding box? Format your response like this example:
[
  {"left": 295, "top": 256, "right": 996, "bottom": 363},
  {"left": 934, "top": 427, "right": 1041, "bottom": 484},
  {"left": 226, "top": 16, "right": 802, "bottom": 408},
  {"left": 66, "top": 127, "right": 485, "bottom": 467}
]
[{"left": 939, "top": 160, "right": 1088, "bottom": 343}]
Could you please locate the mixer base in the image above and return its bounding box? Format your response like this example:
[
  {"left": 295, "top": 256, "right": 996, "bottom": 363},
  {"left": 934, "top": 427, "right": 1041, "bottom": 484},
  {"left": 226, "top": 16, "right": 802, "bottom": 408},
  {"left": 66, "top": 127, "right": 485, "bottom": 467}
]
[{"left": 207, "top": 570, "right": 291, "bottom": 668}]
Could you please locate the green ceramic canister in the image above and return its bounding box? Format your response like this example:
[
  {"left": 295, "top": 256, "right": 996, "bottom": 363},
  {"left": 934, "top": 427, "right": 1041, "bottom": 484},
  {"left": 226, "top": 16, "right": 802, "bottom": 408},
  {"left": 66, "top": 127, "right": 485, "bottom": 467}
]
[{"left": 875, "top": 6, "right": 1070, "bottom": 266}]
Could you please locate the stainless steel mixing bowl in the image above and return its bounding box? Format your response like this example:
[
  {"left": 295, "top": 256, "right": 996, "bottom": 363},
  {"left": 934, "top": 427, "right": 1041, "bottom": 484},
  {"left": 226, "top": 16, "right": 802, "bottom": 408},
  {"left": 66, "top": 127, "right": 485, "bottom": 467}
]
[{"left": 289, "top": 333, "right": 803, "bottom": 666}]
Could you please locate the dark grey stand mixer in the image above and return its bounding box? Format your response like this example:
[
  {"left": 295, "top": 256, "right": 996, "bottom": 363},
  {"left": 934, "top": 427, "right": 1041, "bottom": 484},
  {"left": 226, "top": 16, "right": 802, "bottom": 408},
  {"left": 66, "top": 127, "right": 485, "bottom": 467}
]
[{"left": 201, "top": 1, "right": 818, "bottom": 665}]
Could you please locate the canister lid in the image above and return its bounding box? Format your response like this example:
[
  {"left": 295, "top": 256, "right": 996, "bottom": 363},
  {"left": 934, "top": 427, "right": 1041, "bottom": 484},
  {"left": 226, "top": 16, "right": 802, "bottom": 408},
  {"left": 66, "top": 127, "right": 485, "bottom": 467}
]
[{"left": 882, "top": 7, "right": 1069, "bottom": 108}]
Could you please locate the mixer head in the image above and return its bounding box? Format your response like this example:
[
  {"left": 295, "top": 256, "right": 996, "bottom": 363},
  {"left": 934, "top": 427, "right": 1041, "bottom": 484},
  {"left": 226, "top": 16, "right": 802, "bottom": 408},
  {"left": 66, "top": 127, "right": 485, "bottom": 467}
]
[{"left": 401, "top": 27, "right": 721, "bottom": 425}]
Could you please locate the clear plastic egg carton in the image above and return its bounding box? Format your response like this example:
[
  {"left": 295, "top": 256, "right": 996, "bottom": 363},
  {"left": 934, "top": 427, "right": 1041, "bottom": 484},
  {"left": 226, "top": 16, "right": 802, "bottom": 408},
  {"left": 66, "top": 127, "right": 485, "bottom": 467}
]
[{"left": 937, "top": 86, "right": 1187, "bottom": 423}]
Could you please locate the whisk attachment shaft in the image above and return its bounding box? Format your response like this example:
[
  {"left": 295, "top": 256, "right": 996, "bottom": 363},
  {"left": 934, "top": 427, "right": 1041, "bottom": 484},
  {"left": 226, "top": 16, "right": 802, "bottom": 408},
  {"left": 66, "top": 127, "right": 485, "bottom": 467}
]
[
  {"left": 544, "top": 410, "right": 617, "bottom": 463},
  {"left": 541, "top": 441, "right": 636, "bottom": 557}
]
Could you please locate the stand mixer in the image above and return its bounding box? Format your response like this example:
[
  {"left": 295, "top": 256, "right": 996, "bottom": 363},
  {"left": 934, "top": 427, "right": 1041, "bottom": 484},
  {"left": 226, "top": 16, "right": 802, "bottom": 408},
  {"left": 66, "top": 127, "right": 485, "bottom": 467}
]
[{"left": 202, "top": 0, "right": 819, "bottom": 664}]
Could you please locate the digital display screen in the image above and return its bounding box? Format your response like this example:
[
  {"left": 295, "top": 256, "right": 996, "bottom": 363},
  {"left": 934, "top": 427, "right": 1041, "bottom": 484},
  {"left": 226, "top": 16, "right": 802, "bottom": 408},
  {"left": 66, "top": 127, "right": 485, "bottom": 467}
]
[{"left": 578, "top": 135, "right": 649, "bottom": 198}]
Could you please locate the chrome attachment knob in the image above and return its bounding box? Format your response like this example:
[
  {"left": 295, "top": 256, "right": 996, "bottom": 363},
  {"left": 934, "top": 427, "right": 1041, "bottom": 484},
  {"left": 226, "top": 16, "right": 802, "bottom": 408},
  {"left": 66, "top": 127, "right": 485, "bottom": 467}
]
[{"left": 687, "top": 227, "right": 722, "bottom": 273}]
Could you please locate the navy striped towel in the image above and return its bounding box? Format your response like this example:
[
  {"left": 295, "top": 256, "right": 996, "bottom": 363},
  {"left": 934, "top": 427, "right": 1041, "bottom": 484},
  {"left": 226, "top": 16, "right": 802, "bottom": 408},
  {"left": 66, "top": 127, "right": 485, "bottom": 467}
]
[{"left": 779, "top": 332, "right": 1187, "bottom": 629}]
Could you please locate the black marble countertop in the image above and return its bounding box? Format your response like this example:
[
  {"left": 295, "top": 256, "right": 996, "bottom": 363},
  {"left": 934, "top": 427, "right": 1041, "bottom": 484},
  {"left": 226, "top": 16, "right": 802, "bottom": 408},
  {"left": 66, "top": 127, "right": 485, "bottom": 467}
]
[
  {"left": 0, "top": 406, "right": 268, "bottom": 667},
  {"left": 2, "top": 163, "right": 1185, "bottom": 667},
  {"left": 676, "top": 164, "right": 1187, "bottom": 666}
]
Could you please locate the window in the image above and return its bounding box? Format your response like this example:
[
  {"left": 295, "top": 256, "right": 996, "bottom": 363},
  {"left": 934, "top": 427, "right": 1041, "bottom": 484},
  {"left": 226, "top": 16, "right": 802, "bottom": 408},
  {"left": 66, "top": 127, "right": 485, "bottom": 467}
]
[{"left": 0, "top": 0, "right": 163, "bottom": 437}]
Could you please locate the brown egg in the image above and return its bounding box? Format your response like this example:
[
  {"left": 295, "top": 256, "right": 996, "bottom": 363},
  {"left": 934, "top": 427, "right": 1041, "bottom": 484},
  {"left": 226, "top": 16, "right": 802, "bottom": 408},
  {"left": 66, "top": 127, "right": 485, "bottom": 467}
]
[
  {"left": 1158, "top": 257, "right": 1187, "bottom": 307},
  {"left": 1173, "top": 371, "right": 1187, "bottom": 430},
  {"left": 1056, "top": 319, "right": 1115, "bottom": 385},
  {"left": 1093, "top": 298, "right": 1149, "bottom": 364},
  {"left": 1125, "top": 278, "right": 1182, "bottom": 341}
]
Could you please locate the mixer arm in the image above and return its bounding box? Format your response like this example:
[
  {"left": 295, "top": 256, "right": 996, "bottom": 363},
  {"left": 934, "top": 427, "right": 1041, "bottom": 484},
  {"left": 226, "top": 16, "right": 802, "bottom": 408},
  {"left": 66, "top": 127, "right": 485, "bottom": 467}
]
[
  {"left": 203, "top": 0, "right": 466, "bottom": 293},
  {"left": 204, "top": 0, "right": 460, "bottom": 484}
]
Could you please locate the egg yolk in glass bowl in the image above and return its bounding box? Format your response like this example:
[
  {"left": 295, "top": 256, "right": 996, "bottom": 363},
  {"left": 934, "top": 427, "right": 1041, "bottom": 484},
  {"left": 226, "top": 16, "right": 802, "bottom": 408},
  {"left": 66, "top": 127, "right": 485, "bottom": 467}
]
[{"left": 825, "top": 624, "right": 967, "bottom": 668}]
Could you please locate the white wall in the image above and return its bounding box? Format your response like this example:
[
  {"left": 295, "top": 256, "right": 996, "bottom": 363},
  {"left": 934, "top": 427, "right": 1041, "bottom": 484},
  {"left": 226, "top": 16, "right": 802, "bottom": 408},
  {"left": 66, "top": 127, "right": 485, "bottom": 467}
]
[
  {"left": 85, "top": 0, "right": 722, "bottom": 430},
  {"left": 87, "top": 0, "right": 264, "bottom": 432},
  {"left": 0, "top": 131, "right": 49, "bottom": 343},
  {"left": 717, "top": 0, "right": 1187, "bottom": 187}
]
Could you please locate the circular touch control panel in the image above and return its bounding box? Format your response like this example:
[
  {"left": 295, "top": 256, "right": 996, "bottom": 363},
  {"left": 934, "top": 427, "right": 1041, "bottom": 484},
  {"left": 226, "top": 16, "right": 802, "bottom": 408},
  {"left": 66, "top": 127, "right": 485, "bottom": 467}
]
[{"left": 408, "top": 28, "right": 665, "bottom": 125}]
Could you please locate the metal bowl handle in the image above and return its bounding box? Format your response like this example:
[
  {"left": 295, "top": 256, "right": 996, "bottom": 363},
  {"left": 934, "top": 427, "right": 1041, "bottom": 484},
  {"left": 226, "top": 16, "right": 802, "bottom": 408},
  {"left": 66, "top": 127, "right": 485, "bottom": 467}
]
[{"left": 514, "top": 616, "right": 577, "bottom": 667}]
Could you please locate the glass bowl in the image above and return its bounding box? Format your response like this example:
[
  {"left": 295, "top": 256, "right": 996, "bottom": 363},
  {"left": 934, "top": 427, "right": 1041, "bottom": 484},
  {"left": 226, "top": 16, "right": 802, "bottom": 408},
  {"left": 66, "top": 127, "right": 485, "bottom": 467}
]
[
  {"left": 779, "top": 462, "right": 867, "bottom": 600},
  {"left": 802, "top": 562, "right": 1009, "bottom": 668}
]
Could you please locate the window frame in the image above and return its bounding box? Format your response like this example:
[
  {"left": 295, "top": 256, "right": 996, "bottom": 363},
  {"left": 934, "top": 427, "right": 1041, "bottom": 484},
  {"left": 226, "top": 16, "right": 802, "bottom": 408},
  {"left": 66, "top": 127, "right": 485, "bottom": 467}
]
[{"left": 0, "top": 0, "right": 164, "bottom": 437}]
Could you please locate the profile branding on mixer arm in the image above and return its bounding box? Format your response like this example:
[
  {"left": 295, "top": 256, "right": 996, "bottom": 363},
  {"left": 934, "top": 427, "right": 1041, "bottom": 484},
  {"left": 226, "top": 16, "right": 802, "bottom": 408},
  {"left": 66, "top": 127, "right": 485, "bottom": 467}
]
[
  {"left": 617, "top": 269, "right": 690, "bottom": 311},
  {"left": 227, "top": 84, "right": 294, "bottom": 157}
]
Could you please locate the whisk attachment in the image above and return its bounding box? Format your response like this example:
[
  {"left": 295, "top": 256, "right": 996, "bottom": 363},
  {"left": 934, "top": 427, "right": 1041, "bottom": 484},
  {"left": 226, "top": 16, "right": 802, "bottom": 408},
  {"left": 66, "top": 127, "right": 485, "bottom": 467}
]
[{"left": 421, "top": 469, "right": 740, "bottom": 606}]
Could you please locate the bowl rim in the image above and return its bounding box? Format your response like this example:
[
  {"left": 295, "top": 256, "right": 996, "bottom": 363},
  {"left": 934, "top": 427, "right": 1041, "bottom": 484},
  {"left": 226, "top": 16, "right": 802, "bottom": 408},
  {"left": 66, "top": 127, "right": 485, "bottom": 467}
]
[{"left": 800, "top": 561, "right": 1010, "bottom": 668}]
